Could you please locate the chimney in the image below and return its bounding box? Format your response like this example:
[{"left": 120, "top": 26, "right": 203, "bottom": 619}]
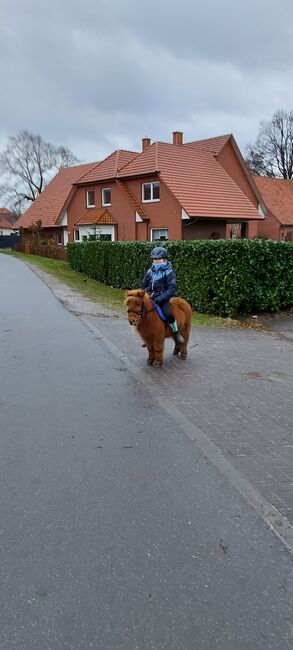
[
  {"left": 142, "top": 137, "right": 151, "bottom": 151},
  {"left": 173, "top": 131, "right": 183, "bottom": 145}
]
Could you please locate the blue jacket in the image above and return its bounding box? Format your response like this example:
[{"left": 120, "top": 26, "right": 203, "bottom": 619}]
[{"left": 140, "top": 261, "right": 177, "bottom": 305}]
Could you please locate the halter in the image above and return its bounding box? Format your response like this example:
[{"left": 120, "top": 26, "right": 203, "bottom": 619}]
[{"left": 127, "top": 300, "right": 155, "bottom": 322}]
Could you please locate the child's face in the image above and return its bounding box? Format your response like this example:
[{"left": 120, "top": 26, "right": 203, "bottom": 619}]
[{"left": 153, "top": 258, "right": 166, "bottom": 264}]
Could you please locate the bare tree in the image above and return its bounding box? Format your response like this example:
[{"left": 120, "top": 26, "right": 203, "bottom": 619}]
[
  {"left": 246, "top": 110, "right": 293, "bottom": 179},
  {"left": 0, "top": 130, "right": 79, "bottom": 210}
]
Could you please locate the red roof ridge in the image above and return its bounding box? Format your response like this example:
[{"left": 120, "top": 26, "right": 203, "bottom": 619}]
[
  {"left": 184, "top": 133, "right": 232, "bottom": 154},
  {"left": 154, "top": 142, "right": 159, "bottom": 171},
  {"left": 117, "top": 148, "right": 147, "bottom": 174},
  {"left": 76, "top": 154, "right": 114, "bottom": 183},
  {"left": 75, "top": 149, "right": 139, "bottom": 185}
]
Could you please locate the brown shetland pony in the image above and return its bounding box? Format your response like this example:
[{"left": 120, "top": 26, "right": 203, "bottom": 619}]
[{"left": 125, "top": 290, "right": 192, "bottom": 366}]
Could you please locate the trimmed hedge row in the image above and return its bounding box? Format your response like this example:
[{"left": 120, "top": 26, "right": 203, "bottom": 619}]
[
  {"left": 16, "top": 242, "right": 67, "bottom": 260},
  {"left": 67, "top": 239, "right": 293, "bottom": 316}
]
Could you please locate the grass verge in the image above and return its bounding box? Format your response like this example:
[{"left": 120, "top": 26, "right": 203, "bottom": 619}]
[{"left": 1, "top": 250, "right": 239, "bottom": 327}]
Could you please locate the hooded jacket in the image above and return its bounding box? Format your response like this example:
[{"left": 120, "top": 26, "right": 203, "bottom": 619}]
[{"left": 140, "top": 261, "right": 177, "bottom": 305}]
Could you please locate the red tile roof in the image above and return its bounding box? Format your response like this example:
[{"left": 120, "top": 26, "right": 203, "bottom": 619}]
[
  {"left": 75, "top": 208, "right": 117, "bottom": 225},
  {"left": 120, "top": 142, "right": 262, "bottom": 220},
  {"left": 76, "top": 150, "right": 138, "bottom": 184},
  {"left": 0, "top": 207, "right": 14, "bottom": 217},
  {"left": 0, "top": 216, "right": 16, "bottom": 229},
  {"left": 184, "top": 134, "right": 232, "bottom": 155},
  {"left": 253, "top": 176, "right": 293, "bottom": 225},
  {"left": 16, "top": 162, "right": 98, "bottom": 229}
]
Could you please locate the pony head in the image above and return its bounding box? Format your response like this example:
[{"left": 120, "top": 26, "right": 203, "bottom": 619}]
[{"left": 125, "top": 290, "right": 145, "bottom": 326}]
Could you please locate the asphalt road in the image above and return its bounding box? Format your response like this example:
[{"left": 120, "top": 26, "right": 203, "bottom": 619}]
[{"left": 0, "top": 253, "right": 293, "bottom": 650}]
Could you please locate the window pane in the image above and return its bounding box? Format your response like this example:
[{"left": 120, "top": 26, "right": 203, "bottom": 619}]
[
  {"left": 87, "top": 190, "right": 95, "bottom": 206},
  {"left": 143, "top": 184, "right": 151, "bottom": 201},
  {"left": 74, "top": 229, "right": 80, "bottom": 241},
  {"left": 152, "top": 229, "right": 168, "bottom": 241},
  {"left": 102, "top": 188, "right": 111, "bottom": 205},
  {"left": 152, "top": 182, "right": 160, "bottom": 200},
  {"left": 82, "top": 235, "right": 87, "bottom": 242}
]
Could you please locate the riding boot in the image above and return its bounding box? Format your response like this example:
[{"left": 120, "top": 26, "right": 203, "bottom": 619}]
[{"left": 170, "top": 320, "right": 184, "bottom": 344}]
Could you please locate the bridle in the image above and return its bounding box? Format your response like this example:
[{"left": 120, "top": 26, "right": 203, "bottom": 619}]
[{"left": 127, "top": 300, "right": 155, "bottom": 323}]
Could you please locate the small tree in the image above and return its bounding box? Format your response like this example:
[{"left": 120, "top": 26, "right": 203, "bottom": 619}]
[
  {"left": 246, "top": 110, "right": 293, "bottom": 179},
  {"left": 0, "top": 130, "right": 78, "bottom": 211},
  {"left": 87, "top": 222, "right": 102, "bottom": 241},
  {"left": 28, "top": 219, "right": 43, "bottom": 242}
]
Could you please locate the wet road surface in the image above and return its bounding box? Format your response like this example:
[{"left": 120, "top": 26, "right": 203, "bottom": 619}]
[{"left": 0, "top": 253, "right": 293, "bottom": 649}]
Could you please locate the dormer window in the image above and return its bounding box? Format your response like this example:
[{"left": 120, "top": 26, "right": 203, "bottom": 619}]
[
  {"left": 142, "top": 182, "right": 160, "bottom": 202},
  {"left": 102, "top": 188, "right": 111, "bottom": 206},
  {"left": 86, "top": 190, "right": 95, "bottom": 208}
]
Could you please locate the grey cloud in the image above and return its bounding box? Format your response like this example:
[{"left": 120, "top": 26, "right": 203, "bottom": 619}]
[{"left": 0, "top": 0, "right": 293, "bottom": 164}]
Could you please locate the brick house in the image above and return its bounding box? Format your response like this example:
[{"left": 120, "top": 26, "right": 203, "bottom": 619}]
[
  {"left": 16, "top": 162, "right": 98, "bottom": 246},
  {"left": 0, "top": 211, "right": 17, "bottom": 235},
  {"left": 253, "top": 176, "right": 293, "bottom": 241},
  {"left": 67, "top": 132, "right": 264, "bottom": 244}
]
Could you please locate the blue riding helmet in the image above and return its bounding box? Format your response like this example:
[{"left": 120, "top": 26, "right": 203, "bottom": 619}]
[{"left": 150, "top": 246, "right": 168, "bottom": 259}]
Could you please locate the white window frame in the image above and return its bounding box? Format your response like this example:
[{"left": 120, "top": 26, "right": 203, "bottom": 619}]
[
  {"left": 74, "top": 229, "right": 80, "bottom": 241},
  {"left": 150, "top": 228, "right": 169, "bottom": 242},
  {"left": 86, "top": 190, "right": 95, "bottom": 208},
  {"left": 57, "top": 231, "right": 63, "bottom": 246},
  {"left": 102, "top": 187, "right": 111, "bottom": 207},
  {"left": 142, "top": 182, "right": 160, "bottom": 203}
]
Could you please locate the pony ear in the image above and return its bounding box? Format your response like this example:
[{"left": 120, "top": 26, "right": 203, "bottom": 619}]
[{"left": 136, "top": 289, "right": 145, "bottom": 297}]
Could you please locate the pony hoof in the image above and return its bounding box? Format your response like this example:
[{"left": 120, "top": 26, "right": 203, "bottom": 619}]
[
  {"left": 154, "top": 360, "right": 163, "bottom": 367},
  {"left": 147, "top": 358, "right": 154, "bottom": 365},
  {"left": 180, "top": 353, "right": 187, "bottom": 360},
  {"left": 173, "top": 346, "right": 180, "bottom": 356}
]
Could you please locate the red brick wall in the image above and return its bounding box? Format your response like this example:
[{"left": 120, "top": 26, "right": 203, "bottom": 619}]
[
  {"left": 67, "top": 175, "right": 182, "bottom": 242},
  {"left": 126, "top": 176, "right": 182, "bottom": 241},
  {"left": 218, "top": 141, "right": 258, "bottom": 207},
  {"left": 257, "top": 212, "right": 281, "bottom": 239},
  {"left": 67, "top": 181, "right": 136, "bottom": 242}
]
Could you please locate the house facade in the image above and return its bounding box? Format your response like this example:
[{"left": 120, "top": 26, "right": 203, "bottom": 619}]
[
  {"left": 253, "top": 176, "right": 293, "bottom": 241},
  {"left": 0, "top": 209, "right": 16, "bottom": 234},
  {"left": 16, "top": 162, "right": 98, "bottom": 246},
  {"left": 16, "top": 132, "right": 265, "bottom": 246},
  {"left": 67, "top": 132, "right": 264, "bottom": 243}
]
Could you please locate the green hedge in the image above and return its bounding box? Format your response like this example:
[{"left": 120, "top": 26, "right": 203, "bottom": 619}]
[{"left": 67, "top": 239, "right": 293, "bottom": 316}]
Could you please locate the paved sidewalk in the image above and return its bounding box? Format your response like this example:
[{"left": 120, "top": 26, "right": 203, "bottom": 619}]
[{"left": 25, "top": 263, "right": 293, "bottom": 527}]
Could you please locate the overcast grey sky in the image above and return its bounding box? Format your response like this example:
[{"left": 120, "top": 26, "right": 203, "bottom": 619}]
[{"left": 1, "top": 0, "right": 293, "bottom": 163}]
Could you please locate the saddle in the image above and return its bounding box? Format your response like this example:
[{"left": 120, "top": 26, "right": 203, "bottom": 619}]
[{"left": 153, "top": 302, "right": 167, "bottom": 322}]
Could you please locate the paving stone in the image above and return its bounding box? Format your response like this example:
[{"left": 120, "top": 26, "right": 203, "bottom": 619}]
[{"left": 87, "top": 314, "right": 293, "bottom": 525}]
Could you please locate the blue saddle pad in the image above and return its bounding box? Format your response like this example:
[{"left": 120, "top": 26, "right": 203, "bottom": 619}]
[{"left": 154, "top": 303, "right": 167, "bottom": 321}]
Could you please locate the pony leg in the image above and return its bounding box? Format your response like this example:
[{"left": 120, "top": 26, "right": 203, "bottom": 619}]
[
  {"left": 154, "top": 347, "right": 164, "bottom": 366},
  {"left": 173, "top": 342, "right": 180, "bottom": 356},
  {"left": 180, "top": 341, "right": 187, "bottom": 360},
  {"left": 147, "top": 347, "right": 155, "bottom": 365}
]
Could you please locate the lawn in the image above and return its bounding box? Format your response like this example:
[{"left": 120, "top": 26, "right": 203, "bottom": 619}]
[{"left": 1, "top": 250, "right": 238, "bottom": 328}]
